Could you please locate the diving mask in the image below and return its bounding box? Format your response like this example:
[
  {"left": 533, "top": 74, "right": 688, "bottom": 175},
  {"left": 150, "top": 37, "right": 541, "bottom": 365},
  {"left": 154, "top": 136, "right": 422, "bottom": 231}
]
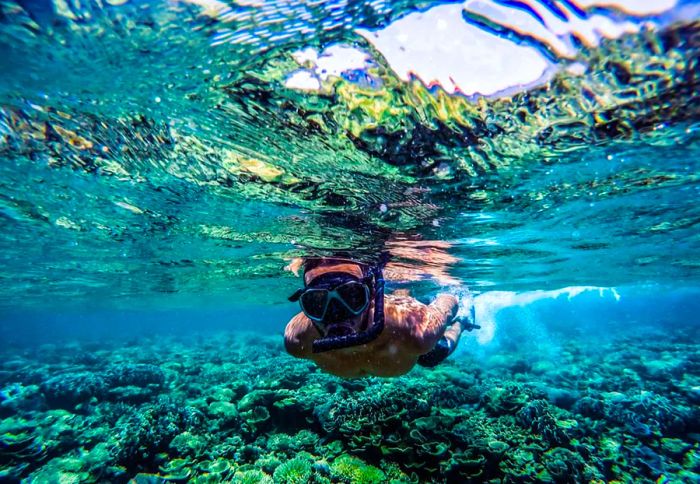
[
  {"left": 288, "top": 256, "right": 388, "bottom": 353},
  {"left": 288, "top": 272, "right": 372, "bottom": 327}
]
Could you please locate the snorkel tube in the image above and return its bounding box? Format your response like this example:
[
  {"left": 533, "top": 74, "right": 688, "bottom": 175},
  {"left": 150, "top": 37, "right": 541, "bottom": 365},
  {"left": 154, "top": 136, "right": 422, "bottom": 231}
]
[{"left": 312, "top": 256, "right": 387, "bottom": 353}]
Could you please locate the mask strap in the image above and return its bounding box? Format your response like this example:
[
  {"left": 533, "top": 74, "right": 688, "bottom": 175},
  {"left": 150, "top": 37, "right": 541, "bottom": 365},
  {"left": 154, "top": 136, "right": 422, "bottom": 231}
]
[{"left": 288, "top": 288, "right": 304, "bottom": 302}]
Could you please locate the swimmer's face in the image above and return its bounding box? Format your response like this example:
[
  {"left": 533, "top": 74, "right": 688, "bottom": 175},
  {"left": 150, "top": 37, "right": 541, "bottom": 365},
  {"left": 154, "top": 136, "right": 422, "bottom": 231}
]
[
  {"left": 304, "top": 262, "right": 372, "bottom": 336},
  {"left": 322, "top": 309, "right": 367, "bottom": 338}
]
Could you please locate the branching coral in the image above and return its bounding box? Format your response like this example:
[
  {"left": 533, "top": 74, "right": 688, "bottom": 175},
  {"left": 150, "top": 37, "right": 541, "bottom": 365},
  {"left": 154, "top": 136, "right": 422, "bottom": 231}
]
[
  {"left": 2, "top": 328, "right": 699, "bottom": 483},
  {"left": 272, "top": 454, "right": 314, "bottom": 484},
  {"left": 110, "top": 397, "right": 205, "bottom": 470},
  {"left": 40, "top": 372, "right": 107, "bottom": 409},
  {"left": 516, "top": 399, "right": 575, "bottom": 447},
  {"left": 330, "top": 454, "right": 385, "bottom": 484}
]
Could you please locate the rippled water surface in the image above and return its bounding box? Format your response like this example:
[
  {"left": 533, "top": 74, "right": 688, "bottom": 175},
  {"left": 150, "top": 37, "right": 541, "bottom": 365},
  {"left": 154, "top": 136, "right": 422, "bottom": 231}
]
[
  {"left": 1, "top": 2, "right": 700, "bottom": 483},
  {"left": 0, "top": 0, "right": 699, "bottom": 308}
]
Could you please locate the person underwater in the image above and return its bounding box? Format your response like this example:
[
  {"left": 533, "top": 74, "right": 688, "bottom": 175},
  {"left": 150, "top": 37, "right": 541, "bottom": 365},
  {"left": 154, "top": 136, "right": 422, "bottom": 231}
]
[{"left": 284, "top": 256, "right": 478, "bottom": 378}]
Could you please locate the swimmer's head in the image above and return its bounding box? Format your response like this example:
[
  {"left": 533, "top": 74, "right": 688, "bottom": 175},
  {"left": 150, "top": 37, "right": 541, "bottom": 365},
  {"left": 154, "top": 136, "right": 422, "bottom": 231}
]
[
  {"left": 296, "top": 258, "right": 374, "bottom": 337},
  {"left": 289, "top": 255, "right": 388, "bottom": 353}
]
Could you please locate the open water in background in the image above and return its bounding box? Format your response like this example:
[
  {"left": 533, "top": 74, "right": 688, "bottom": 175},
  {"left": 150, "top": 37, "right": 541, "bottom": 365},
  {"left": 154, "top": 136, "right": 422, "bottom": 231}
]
[
  {"left": 1, "top": 2, "right": 700, "bottom": 482},
  {"left": 0, "top": 0, "right": 698, "bottom": 342}
]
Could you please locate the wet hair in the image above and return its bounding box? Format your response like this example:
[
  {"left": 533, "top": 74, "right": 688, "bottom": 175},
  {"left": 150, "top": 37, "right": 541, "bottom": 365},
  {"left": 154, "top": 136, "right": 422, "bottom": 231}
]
[{"left": 302, "top": 258, "right": 370, "bottom": 278}]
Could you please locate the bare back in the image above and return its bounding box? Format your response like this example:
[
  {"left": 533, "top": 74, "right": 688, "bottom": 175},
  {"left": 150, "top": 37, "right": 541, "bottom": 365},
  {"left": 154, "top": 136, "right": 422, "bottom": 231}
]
[{"left": 284, "top": 293, "right": 458, "bottom": 377}]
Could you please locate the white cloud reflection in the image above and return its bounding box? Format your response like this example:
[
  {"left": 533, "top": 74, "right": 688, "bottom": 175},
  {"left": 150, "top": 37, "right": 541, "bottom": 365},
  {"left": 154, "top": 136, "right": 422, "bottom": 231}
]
[
  {"left": 285, "top": 0, "right": 685, "bottom": 98},
  {"left": 357, "top": 3, "right": 554, "bottom": 97}
]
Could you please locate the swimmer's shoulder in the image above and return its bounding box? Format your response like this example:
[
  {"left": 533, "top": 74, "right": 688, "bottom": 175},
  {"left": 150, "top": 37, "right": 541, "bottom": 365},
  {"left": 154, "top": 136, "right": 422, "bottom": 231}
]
[{"left": 383, "top": 293, "right": 430, "bottom": 332}]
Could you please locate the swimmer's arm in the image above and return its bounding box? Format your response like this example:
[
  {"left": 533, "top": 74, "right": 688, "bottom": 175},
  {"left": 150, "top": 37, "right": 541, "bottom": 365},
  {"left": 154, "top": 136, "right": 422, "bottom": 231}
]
[
  {"left": 284, "top": 313, "right": 317, "bottom": 359},
  {"left": 442, "top": 320, "right": 463, "bottom": 347},
  {"left": 408, "top": 294, "right": 459, "bottom": 354}
]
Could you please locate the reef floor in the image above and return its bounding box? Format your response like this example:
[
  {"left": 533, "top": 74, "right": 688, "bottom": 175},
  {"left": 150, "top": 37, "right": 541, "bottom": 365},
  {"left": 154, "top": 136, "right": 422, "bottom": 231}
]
[{"left": 0, "top": 326, "right": 698, "bottom": 483}]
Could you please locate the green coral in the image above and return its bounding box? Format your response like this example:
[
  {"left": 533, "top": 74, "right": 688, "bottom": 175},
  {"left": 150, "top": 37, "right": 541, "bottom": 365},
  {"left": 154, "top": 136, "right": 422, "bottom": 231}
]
[
  {"left": 26, "top": 456, "right": 92, "bottom": 483},
  {"left": 159, "top": 457, "right": 193, "bottom": 480},
  {"left": 684, "top": 448, "right": 700, "bottom": 472},
  {"left": 516, "top": 399, "right": 577, "bottom": 446},
  {"left": 330, "top": 455, "right": 385, "bottom": 484},
  {"left": 240, "top": 406, "right": 270, "bottom": 431},
  {"left": 1, "top": 322, "right": 699, "bottom": 483},
  {"left": 482, "top": 381, "right": 537, "bottom": 415},
  {"left": 169, "top": 432, "right": 206, "bottom": 457},
  {"left": 272, "top": 454, "right": 314, "bottom": 484},
  {"left": 207, "top": 401, "right": 240, "bottom": 426},
  {"left": 500, "top": 448, "right": 544, "bottom": 481},
  {"left": 232, "top": 469, "right": 274, "bottom": 484},
  {"left": 196, "top": 458, "right": 234, "bottom": 479},
  {"left": 541, "top": 447, "right": 585, "bottom": 482}
]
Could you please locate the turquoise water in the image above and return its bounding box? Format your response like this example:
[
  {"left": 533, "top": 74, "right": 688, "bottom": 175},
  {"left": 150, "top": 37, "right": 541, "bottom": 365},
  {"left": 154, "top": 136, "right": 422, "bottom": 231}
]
[{"left": 1, "top": 0, "right": 699, "bottom": 482}]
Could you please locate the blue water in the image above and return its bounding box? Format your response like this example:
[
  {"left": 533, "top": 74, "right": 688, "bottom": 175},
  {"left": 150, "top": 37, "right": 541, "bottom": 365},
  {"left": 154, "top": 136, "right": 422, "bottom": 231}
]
[
  {"left": 1, "top": 285, "right": 698, "bottom": 345},
  {"left": 1, "top": 0, "right": 699, "bottom": 482}
]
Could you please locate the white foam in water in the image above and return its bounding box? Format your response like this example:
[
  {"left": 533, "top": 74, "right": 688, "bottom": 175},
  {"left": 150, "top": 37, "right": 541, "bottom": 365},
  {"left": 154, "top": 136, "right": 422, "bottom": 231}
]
[{"left": 468, "top": 286, "right": 621, "bottom": 345}]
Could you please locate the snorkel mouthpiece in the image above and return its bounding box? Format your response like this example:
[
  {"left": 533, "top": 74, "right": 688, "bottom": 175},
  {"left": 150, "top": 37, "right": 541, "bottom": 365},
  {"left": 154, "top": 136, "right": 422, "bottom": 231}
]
[{"left": 312, "top": 268, "right": 385, "bottom": 353}]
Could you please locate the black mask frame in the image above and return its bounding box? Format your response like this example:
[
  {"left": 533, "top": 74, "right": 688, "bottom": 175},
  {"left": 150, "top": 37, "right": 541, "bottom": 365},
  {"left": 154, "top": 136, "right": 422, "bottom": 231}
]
[
  {"left": 289, "top": 273, "right": 372, "bottom": 326},
  {"left": 288, "top": 256, "right": 387, "bottom": 353}
]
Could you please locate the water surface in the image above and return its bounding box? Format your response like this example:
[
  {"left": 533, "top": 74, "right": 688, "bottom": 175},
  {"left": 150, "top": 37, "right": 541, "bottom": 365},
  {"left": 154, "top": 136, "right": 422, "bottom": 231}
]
[{"left": 0, "top": 0, "right": 699, "bottom": 482}]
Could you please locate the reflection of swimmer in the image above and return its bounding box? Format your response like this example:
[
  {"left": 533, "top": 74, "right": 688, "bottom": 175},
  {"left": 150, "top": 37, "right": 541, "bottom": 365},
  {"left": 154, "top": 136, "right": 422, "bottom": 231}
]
[
  {"left": 284, "top": 256, "right": 478, "bottom": 378},
  {"left": 383, "top": 238, "right": 461, "bottom": 286}
]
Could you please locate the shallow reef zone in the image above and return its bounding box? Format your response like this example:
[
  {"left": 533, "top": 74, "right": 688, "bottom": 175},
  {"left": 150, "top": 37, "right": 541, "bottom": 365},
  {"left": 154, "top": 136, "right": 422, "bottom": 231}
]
[{"left": 0, "top": 329, "right": 699, "bottom": 483}]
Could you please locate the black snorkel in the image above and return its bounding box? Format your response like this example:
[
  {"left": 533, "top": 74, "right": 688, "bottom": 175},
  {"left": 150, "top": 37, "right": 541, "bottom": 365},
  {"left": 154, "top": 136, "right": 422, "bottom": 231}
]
[{"left": 311, "top": 263, "right": 386, "bottom": 353}]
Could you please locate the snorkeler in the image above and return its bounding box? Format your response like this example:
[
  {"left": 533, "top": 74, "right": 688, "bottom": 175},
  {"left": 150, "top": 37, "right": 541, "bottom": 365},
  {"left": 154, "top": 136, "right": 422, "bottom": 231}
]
[{"left": 284, "top": 256, "right": 478, "bottom": 378}]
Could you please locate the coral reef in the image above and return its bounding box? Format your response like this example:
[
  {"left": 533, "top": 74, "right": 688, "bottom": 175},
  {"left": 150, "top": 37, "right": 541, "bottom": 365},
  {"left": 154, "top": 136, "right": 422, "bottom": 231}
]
[
  {"left": 0, "top": 328, "right": 698, "bottom": 483},
  {"left": 40, "top": 372, "right": 107, "bottom": 409}
]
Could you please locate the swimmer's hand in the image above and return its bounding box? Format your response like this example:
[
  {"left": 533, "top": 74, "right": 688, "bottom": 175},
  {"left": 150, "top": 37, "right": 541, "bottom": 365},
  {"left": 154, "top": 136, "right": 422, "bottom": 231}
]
[
  {"left": 455, "top": 316, "right": 480, "bottom": 331},
  {"left": 445, "top": 287, "right": 478, "bottom": 330}
]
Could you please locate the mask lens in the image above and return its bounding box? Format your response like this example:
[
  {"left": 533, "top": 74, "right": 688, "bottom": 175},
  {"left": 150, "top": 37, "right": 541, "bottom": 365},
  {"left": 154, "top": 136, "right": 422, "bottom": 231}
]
[
  {"left": 323, "top": 298, "right": 353, "bottom": 324},
  {"left": 299, "top": 289, "right": 329, "bottom": 320},
  {"left": 336, "top": 282, "right": 369, "bottom": 313}
]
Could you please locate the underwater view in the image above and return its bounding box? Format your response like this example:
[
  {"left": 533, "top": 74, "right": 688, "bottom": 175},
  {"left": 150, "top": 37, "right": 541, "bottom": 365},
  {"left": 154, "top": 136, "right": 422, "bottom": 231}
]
[{"left": 1, "top": 0, "right": 700, "bottom": 482}]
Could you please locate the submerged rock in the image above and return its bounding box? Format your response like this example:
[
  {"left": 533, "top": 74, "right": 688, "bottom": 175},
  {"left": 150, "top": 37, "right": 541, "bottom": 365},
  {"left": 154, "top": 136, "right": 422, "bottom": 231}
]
[
  {"left": 107, "top": 385, "right": 159, "bottom": 404},
  {"left": 104, "top": 364, "right": 165, "bottom": 388},
  {"left": 40, "top": 372, "right": 107, "bottom": 409},
  {"left": 0, "top": 383, "right": 42, "bottom": 417}
]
